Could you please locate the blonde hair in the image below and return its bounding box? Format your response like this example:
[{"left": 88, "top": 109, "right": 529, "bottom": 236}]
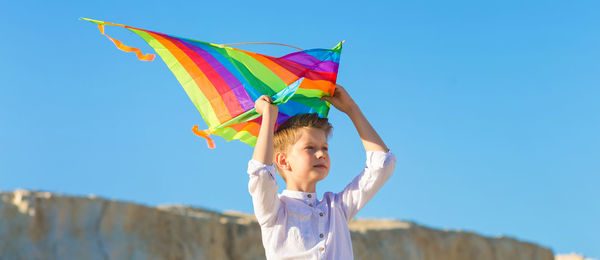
[
  {"left": 273, "top": 114, "right": 332, "bottom": 181},
  {"left": 274, "top": 113, "right": 333, "bottom": 154}
]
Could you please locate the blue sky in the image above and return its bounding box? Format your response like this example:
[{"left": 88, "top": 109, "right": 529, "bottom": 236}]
[{"left": 1, "top": 0, "right": 598, "bottom": 258}]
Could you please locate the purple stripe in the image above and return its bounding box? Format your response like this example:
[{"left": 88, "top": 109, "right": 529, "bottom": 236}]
[
  {"left": 276, "top": 113, "right": 291, "bottom": 125},
  {"left": 232, "top": 86, "right": 254, "bottom": 111},
  {"left": 175, "top": 37, "right": 254, "bottom": 111},
  {"left": 313, "top": 61, "right": 339, "bottom": 73},
  {"left": 281, "top": 51, "right": 321, "bottom": 68},
  {"left": 281, "top": 51, "right": 339, "bottom": 73}
]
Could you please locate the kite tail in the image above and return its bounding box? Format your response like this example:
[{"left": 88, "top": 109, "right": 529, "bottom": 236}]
[
  {"left": 83, "top": 18, "right": 155, "bottom": 61},
  {"left": 192, "top": 126, "right": 216, "bottom": 149}
]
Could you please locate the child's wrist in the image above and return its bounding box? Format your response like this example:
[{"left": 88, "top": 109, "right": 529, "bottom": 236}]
[
  {"left": 344, "top": 104, "right": 360, "bottom": 116},
  {"left": 263, "top": 107, "right": 278, "bottom": 120}
]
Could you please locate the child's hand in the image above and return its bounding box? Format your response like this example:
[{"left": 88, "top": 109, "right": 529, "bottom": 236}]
[
  {"left": 255, "top": 95, "right": 278, "bottom": 115},
  {"left": 321, "top": 84, "right": 358, "bottom": 115}
]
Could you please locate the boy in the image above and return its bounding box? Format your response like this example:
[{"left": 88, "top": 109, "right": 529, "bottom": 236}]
[{"left": 248, "top": 85, "right": 396, "bottom": 259}]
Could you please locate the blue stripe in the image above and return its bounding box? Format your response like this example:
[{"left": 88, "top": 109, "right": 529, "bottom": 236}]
[{"left": 304, "top": 49, "right": 341, "bottom": 63}]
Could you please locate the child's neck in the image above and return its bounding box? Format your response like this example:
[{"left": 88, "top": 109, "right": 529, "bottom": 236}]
[{"left": 286, "top": 182, "right": 317, "bottom": 193}]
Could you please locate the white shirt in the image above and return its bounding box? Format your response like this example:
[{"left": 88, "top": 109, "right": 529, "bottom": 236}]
[{"left": 247, "top": 151, "right": 396, "bottom": 260}]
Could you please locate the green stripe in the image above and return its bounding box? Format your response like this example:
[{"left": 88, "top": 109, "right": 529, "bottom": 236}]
[
  {"left": 215, "top": 127, "right": 257, "bottom": 147},
  {"left": 197, "top": 44, "right": 275, "bottom": 97},
  {"left": 290, "top": 94, "right": 331, "bottom": 117},
  {"left": 237, "top": 132, "right": 258, "bottom": 146},
  {"left": 330, "top": 41, "right": 344, "bottom": 53},
  {"left": 128, "top": 28, "right": 221, "bottom": 128},
  {"left": 295, "top": 88, "right": 326, "bottom": 98},
  {"left": 214, "top": 109, "right": 259, "bottom": 130},
  {"left": 223, "top": 47, "right": 288, "bottom": 93}
]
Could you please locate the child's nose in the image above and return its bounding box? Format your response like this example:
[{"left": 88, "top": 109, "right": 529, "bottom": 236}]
[{"left": 315, "top": 149, "right": 327, "bottom": 159}]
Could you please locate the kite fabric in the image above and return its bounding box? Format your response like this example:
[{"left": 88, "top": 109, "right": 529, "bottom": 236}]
[{"left": 82, "top": 18, "right": 343, "bottom": 148}]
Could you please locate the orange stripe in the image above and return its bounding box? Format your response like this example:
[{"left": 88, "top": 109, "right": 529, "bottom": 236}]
[
  {"left": 148, "top": 32, "right": 231, "bottom": 123},
  {"left": 300, "top": 79, "right": 336, "bottom": 94},
  {"left": 240, "top": 51, "right": 298, "bottom": 85},
  {"left": 229, "top": 121, "right": 260, "bottom": 137}
]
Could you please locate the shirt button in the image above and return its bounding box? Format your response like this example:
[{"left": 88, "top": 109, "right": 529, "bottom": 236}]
[
  {"left": 307, "top": 194, "right": 312, "bottom": 198},
  {"left": 319, "top": 247, "right": 324, "bottom": 251},
  {"left": 319, "top": 234, "right": 324, "bottom": 238},
  {"left": 309, "top": 203, "right": 313, "bottom": 207},
  {"left": 319, "top": 212, "right": 324, "bottom": 216}
]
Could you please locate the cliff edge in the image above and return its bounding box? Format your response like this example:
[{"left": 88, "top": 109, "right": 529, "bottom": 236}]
[{"left": 0, "top": 190, "right": 555, "bottom": 260}]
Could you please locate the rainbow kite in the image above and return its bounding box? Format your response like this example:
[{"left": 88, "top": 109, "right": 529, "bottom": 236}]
[{"left": 82, "top": 18, "right": 342, "bottom": 148}]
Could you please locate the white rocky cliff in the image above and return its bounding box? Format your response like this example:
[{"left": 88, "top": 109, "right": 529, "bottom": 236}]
[{"left": 0, "top": 190, "right": 555, "bottom": 260}]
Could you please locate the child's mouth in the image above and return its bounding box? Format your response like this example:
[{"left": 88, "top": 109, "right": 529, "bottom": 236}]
[{"left": 314, "top": 164, "right": 327, "bottom": 169}]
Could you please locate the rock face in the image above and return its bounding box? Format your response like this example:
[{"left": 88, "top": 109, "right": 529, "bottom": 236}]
[{"left": 0, "top": 190, "right": 554, "bottom": 260}]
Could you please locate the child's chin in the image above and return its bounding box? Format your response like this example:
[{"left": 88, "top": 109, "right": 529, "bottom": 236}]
[{"left": 312, "top": 168, "right": 330, "bottom": 177}]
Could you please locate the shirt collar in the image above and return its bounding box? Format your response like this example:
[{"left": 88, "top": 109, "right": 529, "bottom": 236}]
[{"left": 281, "top": 190, "right": 317, "bottom": 203}]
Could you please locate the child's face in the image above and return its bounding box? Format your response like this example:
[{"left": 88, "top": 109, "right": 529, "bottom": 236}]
[{"left": 284, "top": 127, "right": 330, "bottom": 184}]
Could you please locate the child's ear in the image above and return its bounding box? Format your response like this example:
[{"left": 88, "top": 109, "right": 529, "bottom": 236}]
[{"left": 275, "top": 152, "right": 291, "bottom": 171}]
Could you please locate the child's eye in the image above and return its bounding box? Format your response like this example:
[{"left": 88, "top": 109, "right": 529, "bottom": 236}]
[
  {"left": 305, "top": 146, "right": 314, "bottom": 150},
  {"left": 322, "top": 147, "right": 328, "bottom": 151}
]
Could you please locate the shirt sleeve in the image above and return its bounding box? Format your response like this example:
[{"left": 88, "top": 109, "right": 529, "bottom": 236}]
[
  {"left": 247, "top": 159, "right": 282, "bottom": 227},
  {"left": 336, "top": 151, "right": 397, "bottom": 221}
]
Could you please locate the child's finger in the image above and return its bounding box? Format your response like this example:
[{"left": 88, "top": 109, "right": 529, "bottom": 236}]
[{"left": 258, "top": 95, "right": 272, "bottom": 103}]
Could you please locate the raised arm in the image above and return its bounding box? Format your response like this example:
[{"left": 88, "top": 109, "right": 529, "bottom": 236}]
[
  {"left": 252, "top": 95, "right": 278, "bottom": 163},
  {"left": 321, "top": 85, "right": 389, "bottom": 152},
  {"left": 248, "top": 95, "right": 281, "bottom": 226},
  {"left": 322, "top": 84, "right": 396, "bottom": 221}
]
